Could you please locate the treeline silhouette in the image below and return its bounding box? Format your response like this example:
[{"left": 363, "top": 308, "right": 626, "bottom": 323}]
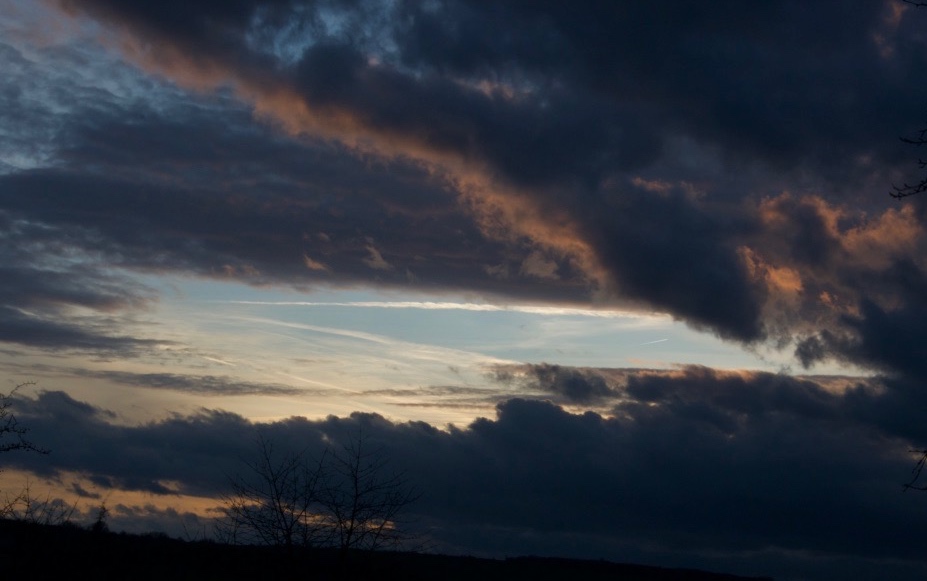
[{"left": 0, "top": 518, "right": 774, "bottom": 581}]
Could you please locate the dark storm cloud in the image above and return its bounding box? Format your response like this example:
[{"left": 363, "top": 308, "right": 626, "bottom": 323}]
[
  {"left": 622, "top": 366, "right": 846, "bottom": 424},
  {"left": 795, "top": 263, "right": 927, "bottom": 381},
  {"left": 9, "top": 390, "right": 256, "bottom": 496},
  {"left": 491, "top": 362, "right": 615, "bottom": 403},
  {"left": 7, "top": 375, "right": 927, "bottom": 580},
  {"left": 490, "top": 361, "right": 927, "bottom": 448},
  {"left": 292, "top": 42, "right": 658, "bottom": 188},
  {"left": 38, "top": 0, "right": 927, "bottom": 352},
  {"left": 583, "top": 184, "right": 766, "bottom": 341},
  {"left": 751, "top": 194, "right": 927, "bottom": 382},
  {"left": 60, "top": 0, "right": 925, "bottom": 184},
  {"left": 796, "top": 301, "right": 927, "bottom": 377},
  {"left": 397, "top": 1, "right": 924, "bottom": 172}
]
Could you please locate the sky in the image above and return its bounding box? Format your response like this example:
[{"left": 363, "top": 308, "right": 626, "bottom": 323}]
[{"left": 3, "top": 0, "right": 927, "bottom": 579}]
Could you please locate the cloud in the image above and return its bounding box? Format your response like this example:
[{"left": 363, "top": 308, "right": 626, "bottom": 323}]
[
  {"left": 795, "top": 298, "right": 927, "bottom": 379},
  {"left": 0, "top": 305, "right": 170, "bottom": 355},
  {"left": 490, "top": 362, "right": 616, "bottom": 404},
  {"left": 67, "top": 369, "right": 308, "bottom": 397},
  {"left": 302, "top": 253, "right": 328, "bottom": 271},
  {"left": 519, "top": 250, "right": 560, "bottom": 280},
  {"left": 0, "top": 1, "right": 923, "bottom": 366},
  {"left": 362, "top": 243, "right": 393, "bottom": 270},
  {"left": 6, "top": 377, "right": 927, "bottom": 579},
  {"left": 0, "top": 178, "right": 164, "bottom": 358},
  {"left": 579, "top": 183, "right": 767, "bottom": 341},
  {"left": 8, "top": 390, "right": 254, "bottom": 496},
  {"left": 4, "top": 5, "right": 927, "bottom": 578},
  {"left": 0, "top": 211, "right": 164, "bottom": 354}
]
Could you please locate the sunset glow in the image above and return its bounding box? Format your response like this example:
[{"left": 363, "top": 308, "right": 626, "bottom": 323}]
[{"left": 3, "top": 2, "right": 927, "bottom": 579}]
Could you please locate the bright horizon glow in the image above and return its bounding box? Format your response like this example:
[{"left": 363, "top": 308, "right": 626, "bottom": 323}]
[{"left": 2, "top": 272, "right": 870, "bottom": 430}]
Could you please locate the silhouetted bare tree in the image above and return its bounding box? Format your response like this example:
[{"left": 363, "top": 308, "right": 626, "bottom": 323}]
[
  {"left": 1, "top": 478, "right": 78, "bottom": 524},
  {"left": 90, "top": 501, "right": 110, "bottom": 533},
  {"left": 219, "top": 430, "right": 419, "bottom": 553},
  {"left": 217, "top": 434, "right": 329, "bottom": 551},
  {"left": 323, "top": 430, "right": 420, "bottom": 552}
]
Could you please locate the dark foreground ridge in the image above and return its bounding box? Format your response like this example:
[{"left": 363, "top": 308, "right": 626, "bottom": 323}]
[{"left": 0, "top": 519, "right": 773, "bottom": 581}]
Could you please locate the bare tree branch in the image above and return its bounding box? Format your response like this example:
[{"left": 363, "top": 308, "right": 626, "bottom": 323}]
[
  {"left": 0, "top": 479, "right": 79, "bottom": 525},
  {"left": 904, "top": 449, "right": 927, "bottom": 491},
  {"left": 891, "top": 127, "right": 927, "bottom": 198},
  {"left": 0, "top": 382, "right": 48, "bottom": 456},
  {"left": 323, "top": 429, "right": 421, "bottom": 552},
  {"left": 218, "top": 429, "right": 420, "bottom": 554},
  {"left": 217, "top": 433, "right": 331, "bottom": 551}
]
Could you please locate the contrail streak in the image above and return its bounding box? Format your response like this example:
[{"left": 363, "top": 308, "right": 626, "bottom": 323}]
[
  {"left": 219, "top": 300, "right": 666, "bottom": 319},
  {"left": 639, "top": 338, "right": 668, "bottom": 345}
]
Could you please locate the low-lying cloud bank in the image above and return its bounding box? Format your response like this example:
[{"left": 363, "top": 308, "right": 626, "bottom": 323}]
[{"left": 5, "top": 364, "right": 926, "bottom": 580}]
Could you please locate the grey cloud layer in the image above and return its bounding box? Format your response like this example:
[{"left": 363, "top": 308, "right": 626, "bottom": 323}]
[{"left": 7, "top": 367, "right": 926, "bottom": 580}]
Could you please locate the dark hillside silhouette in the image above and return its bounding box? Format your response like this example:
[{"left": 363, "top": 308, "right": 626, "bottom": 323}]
[{"left": 0, "top": 519, "right": 774, "bottom": 581}]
